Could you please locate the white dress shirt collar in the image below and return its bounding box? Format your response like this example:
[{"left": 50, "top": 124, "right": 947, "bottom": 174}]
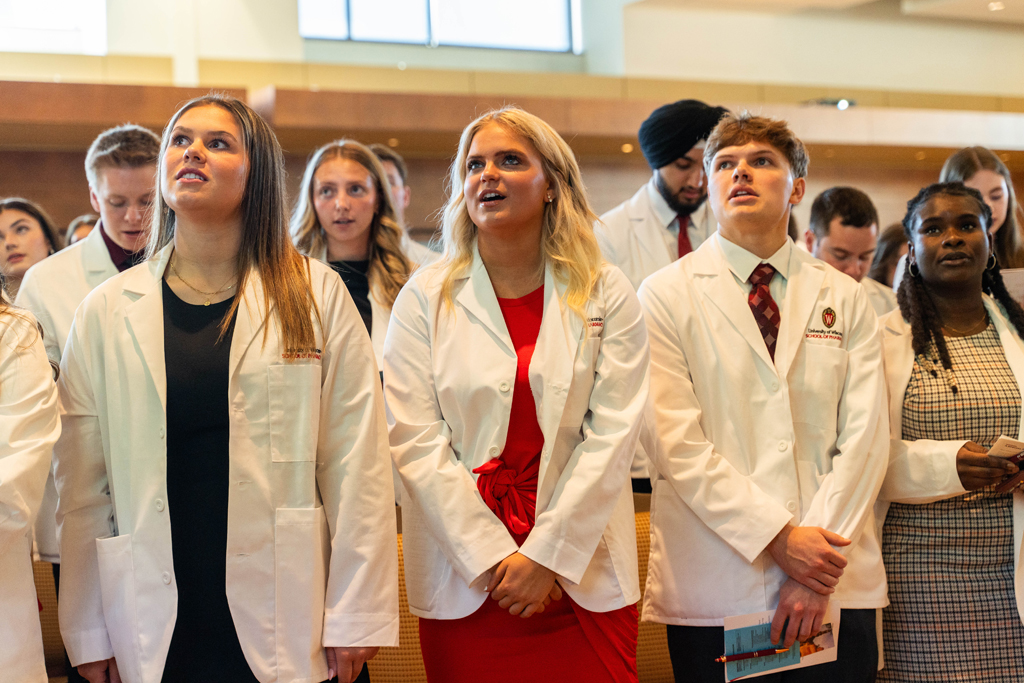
[{"left": 716, "top": 232, "right": 793, "bottom": 284}]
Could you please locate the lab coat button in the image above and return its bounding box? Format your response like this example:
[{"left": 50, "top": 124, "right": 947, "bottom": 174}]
[
  {"left": 161, "top": 572, "right": 171, "bottom": 585},
  {"left": 787, "top": 501, "right": 797, "bottom": 512},
  {"left": 159, "top": 427, "right": 165, "bottom": 438},
  {"left": 155, "top": 499, "right": 165, "bottom": 512},
  {"left": 489, "top": 447, "right": 499, "bottom": 456},
  {"left": 778, "top": 441, "right": 787, "bottom": 452},
  {"left": 770, "top": 381, "right": 779, "bottom": 392},
  {"left": 499, "top": 382, "right": 510, "bottom": 393}
]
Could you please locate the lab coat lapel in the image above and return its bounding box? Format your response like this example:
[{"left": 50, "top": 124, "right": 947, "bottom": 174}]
[
  {"left": 533, "top": 267, "right": 578, "bottom": 502},
  {"left": 454, "top": 247, "right": 514, "bottom": 355},
  {"left": 987, "top": 298, "right": 1024, "bottom": 437},
  {"left": 82, "top": 221, "right": 119, "bottom": 281},
  {"left": 123, "top": 244, "right": 172, "bottom": 411},
  {"left": 984, "top": 297, "right": 1024, "bottom": 622},
  {"left": 229, "top": 269, "right": 270, "bottom": 379},
  {"left": 776, "top": 252, "right": 826, "bottom": 379},
  {"left": 881, "top": 311, "right": 913, "bottom": 434},
  {"left": 630, "top": 187, "right": 674, "bottom": 267},
  {"left": 697, "top": 240, "right": 776, "bottom": 371}
]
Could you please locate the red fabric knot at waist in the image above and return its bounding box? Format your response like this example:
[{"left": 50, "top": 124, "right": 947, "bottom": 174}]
[{"left": 473, "top": 457, "right": 539, "bottom": 536}]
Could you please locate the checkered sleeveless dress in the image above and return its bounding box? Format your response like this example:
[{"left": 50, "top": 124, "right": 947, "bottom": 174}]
[{"left": 879, "top": 323, "right": 1024, "bottom": 682}]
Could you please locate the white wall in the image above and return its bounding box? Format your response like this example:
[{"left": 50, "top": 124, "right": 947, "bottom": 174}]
[
  {"left": 623, "top": 3, "right": 1024, "bottom": 96},
  {"left": 107, "top": 0, "right": 303, "bottom": 61},
  {"left": 104, "top": 0, "right": 594, "bottom": 83}
]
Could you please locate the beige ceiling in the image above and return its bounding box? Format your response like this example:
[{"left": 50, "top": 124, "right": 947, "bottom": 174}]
[{"left": 638, "top": 0, "right": 1024, "bottom": 25}]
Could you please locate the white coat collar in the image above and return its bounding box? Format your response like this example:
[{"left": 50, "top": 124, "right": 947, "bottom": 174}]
[
  {"left": 453, "top": 242, "right": 577, "bottom": 351},
  {"left": 121, "top": 242, "right": 271, "bottom": 410},
  {"left": 693, "top": 235, "right": 823, "bottom": 378},
  {"left": 882, "top": 295, "right": 1024, "bottom": 393},
  {"left": 83, "top": 219, "right": 118, "bottom": 274},
  {"left": 624, "top": 183, "right": 674, "bottom": 265},
  {"left": 643, "top": 176, "right": 676, "bottom": 230}
]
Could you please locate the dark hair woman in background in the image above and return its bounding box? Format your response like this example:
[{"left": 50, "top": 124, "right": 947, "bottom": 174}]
[{"left": 0, "top": 198, "right": 61, "bottom": 298}]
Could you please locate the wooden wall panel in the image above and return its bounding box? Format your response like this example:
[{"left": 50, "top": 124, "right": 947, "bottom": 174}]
[{"left": 0, "top": 150, "right": 93, "bottom": 230}]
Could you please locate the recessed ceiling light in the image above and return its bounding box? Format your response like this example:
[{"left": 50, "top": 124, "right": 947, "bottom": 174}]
[
  {"left": 387, "top": 138, "right": 400, "bottom": 148},
  {"left": 915, "top": 151, "right": 927, "bottom": 161},
  {"left": 989, "top": 2, "right": 1005, "bottom": 11},
  {"left": 621, "top": 143, "right": 634, "bottom": 154},
  {"left": 805, "top": 97, "right": 856, "bottom": 110}
]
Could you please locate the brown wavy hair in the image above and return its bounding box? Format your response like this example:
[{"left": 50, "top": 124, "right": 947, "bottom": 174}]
[
  {"left": 290, "top": 139, "right": 413, "bottom": 308},
  {"left": 940, "top": 146, "right": 1024, "bottom": 269},
  {"left": 147, "top": 94, "right": 320, "bottom": 353}
]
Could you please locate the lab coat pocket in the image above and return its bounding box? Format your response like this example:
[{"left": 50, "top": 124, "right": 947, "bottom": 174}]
[
  {"left": 275, "top": 507, "right": 329, "bottom": 680},
  {"left": 401, "top": 506, "right": 449, "bottom": 613},
  {"left": 95, "top": 535, "right": 142, "bottom": 683},
  {"left": 269, "top": 364, "right": 321, "bottom": 462},
  {"left": 792, "top": 345, "right": 849, "bottom": 432}
]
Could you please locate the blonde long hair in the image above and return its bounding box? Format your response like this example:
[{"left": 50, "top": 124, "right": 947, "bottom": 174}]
[
  {"left": 438, "top": 107, "right": 603, "bottom": 317},
  {"left": 147, "top": 95, "right": 320, "bottom": 353},
  {"left": 290, "top": 140, "right": 413, "bottom": 309}
]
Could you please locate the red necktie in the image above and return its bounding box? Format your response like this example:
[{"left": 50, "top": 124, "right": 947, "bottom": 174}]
[
  {"left": 748, "top": 263, "right": 780, "bottom": 362},
  {"left": 677, "top": 215, "right": 693, "bottom": 259}
]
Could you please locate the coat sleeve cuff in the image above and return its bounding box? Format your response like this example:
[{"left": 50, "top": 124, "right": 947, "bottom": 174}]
[
  {"left": 939, "top": 440, "right": 969, "bottom": 496},
  {"left": 727, "top": 506, "right": 794, "bottom": 564},
  {"left": 517, "top": 533, "right": 589, "bottom": 586},
  {"left": 64, "top": 628, "right": 114, "bottom": 668},
  {"left": 457, "top": 532, "right": 521, "bottom": 588},
  {"left": 322, "top": 613, "right": 400, "bottom": 648}
]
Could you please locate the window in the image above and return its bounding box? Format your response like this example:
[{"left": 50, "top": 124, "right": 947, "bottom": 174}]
[
  {"left": 0, "top": 0, "right": 106, "bottom": 55},
  {"left": 298, "top": 0, "right": 580, "bottom": 53}
]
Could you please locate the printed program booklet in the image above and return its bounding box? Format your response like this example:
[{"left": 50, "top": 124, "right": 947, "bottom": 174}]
[
  {"left": 987, "top": 435, "right": 1024, "bottom": 492},
  {"left": 721, "top": 601, "right": 840, "bottom": 682}
]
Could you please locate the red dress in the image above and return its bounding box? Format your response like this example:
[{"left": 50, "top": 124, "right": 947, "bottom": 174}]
[{"left": 418, "top": 285, "right": 639, "bottom": 683}]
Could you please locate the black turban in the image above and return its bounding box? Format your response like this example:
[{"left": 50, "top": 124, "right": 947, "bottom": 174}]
[{"left": 638, "top": 99, "right": 729, "bottom": 170}]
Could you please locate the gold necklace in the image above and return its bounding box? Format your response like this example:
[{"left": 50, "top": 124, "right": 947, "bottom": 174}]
[
  {"left": 169, "top": 255, "right": 236, "bottom": 306},
  {"left": 941, "top": 315, "right": 988, "bottom": 336}
]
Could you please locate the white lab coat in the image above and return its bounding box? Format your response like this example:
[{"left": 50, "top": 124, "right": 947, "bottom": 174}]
[
  {"left": 54, "top": 245, "right": 399, "bottom": 683},
  {"left": 402, "top": 233, "right": 440, "bottom": 268},
  {"left": 638, "top": 236, "right": 890, "bottom": 626},
  {"left": 383, "top": 249, "right": 648, "bottom": 619},
  {"left": 15, "top": 224, "right": 118, "bottom": 562},
  {"left": 313, "top": 237, "right": 435, "bottom": 369},
  {"left": 0, "top": 309, "right": 61, "bottom": 683},
  {"left": 876, "top": 297, "right": 1024, "bottom": 623},
  {"left": 861, "top": 276, "right": 898, "bottom": 318},
  {"left": 595, "top": 177, "right": 717, "bottom": 292}
]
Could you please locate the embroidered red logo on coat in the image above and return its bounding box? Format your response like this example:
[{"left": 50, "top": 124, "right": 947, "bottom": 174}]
[{"left": 822, "top": 308, "right": 836, "bottom": 329}]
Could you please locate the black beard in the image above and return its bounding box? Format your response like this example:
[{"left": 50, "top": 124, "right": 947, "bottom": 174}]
[{"left": 655, "top": 172, "right": 707, "bottom": 217}]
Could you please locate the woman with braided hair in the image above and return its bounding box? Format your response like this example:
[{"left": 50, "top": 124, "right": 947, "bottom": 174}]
[{"left": 877, "top": 182, "right": 1024, "bottom": 681}]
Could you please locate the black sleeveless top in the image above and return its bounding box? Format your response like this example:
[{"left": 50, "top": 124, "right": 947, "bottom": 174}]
[{"left": 160, "top": 281, "right": 257, "bottom": 682}]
